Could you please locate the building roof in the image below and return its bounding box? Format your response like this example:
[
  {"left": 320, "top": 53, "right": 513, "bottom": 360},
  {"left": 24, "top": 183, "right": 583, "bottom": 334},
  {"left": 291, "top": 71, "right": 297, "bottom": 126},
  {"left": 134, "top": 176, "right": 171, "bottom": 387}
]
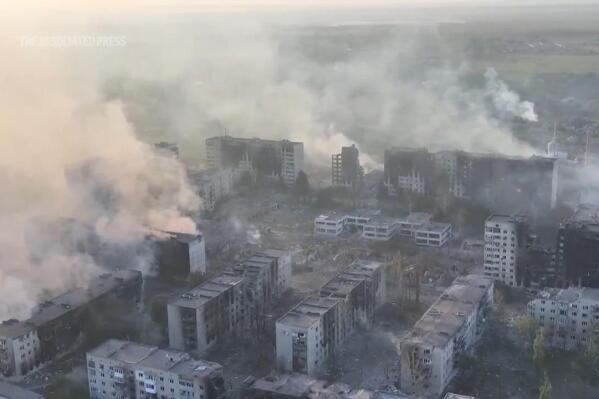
[
  {"left": 206, "top": 135, "right": 302, "bottom": 146},
  {"left": 415, "top": 222, "right": 451, "bottom": 233},
  {"left": 0, "top": 270, "right": 141, "bottom": 339},
  {"left": 364, "top": 216, "right": 398, "bottom": 227},
  {"left": 444, "top": 394, "right": 477, "bottom": 399},
  {"left": 88, "top": 340, "right": 221, "bottom": 380},
  {"left": 277, "top": 297, "right": 340, "bottom": 329},
  {"left": 259, "top": 249, "right": 289, "bottom": 259},
  {"left": 402, "top": 275, "right": 493, "bottom": 348},
  {"left": 534, "top": 286, "right": 599, "bottom": 304},
  {"left": 0, "top": 381, "right": 43, "bottom": 399},
  {"left": 320, "top": 259, "right": 383, "bottom": 299},
  {"left": 486, "top": 214, "right": 528, "bottom": 224},
  {"left": 316, "top": 213, "right": 346, "bottom": 223},
  {"left": 405, "top": 212, "right": 433, "bottom": 224},
  {"left": 170, "top": 274, "right": 244, "bottom": 308}
]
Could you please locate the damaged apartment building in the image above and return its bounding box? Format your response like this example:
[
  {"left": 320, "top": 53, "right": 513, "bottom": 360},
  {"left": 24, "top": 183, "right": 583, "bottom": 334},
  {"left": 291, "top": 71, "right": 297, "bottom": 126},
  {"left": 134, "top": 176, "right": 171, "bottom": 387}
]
[
  {"left": 152, "top": 231, "right": 207, "bottom": 278},
  {"left": 86, "top": 339, "right": 225, "bottom": 399},
  {"left": 400, "top": 275, "right": 494, "bottom": 398},
  {"left": 383, "top": 147, "right": 558, "bottom": 213},
  {"left": 0, "top": 270, "right": 142, "bottom": 377},
  {"left": 188, "top": 168, "right": 235, "bottom": 213},
  {"left": 206, "top": 135, "right": 304, "bottom": 187},
  {"left": 167, "top": 250, "right": 292, "bottom": 354},
  {"left": 332, "top": 144, "right": 364, "bottom": 188},
  {"left": 275, "top": 259, "right": 386, "bottom": 376}
]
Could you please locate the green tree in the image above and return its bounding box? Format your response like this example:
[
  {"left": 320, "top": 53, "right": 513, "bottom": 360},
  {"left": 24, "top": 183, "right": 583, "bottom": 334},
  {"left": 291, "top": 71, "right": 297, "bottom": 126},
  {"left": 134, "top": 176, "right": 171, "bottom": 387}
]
[
  {"left": 293, "top": 171, "right": 310, "bottom": 204},
  {"left": 533, "top": 329, "right": 547, "bottom": 370},
  {"left": 538, "top": 372, "right": 552, "bottom": 399},
  {"left": 515, "top": 315, "right": 538, "bottom": 350}
]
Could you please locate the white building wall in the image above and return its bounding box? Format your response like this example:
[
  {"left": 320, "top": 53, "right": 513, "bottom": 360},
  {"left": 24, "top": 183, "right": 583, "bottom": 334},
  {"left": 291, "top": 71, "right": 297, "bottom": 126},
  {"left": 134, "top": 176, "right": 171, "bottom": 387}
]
[{"left": 484, "top": 220, "right": 519, "bottom": 286}]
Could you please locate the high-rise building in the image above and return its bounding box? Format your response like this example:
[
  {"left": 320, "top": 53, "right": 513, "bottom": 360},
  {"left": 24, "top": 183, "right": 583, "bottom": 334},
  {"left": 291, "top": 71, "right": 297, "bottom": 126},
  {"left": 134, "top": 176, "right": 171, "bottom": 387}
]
[
  {"left": 384, "top": 148, "right": 558, "bottom": 212},
  {"left": 188, "top": 168, "right": 235, "bottom": 213},
  {"left": 168, "top": 250, "right": 292, "bottom": 354},
  {"left": 205, "top": 136, "right": 304, "bottom": 187},
  {"left": 86, "top": 339, "right": 225, "bottom": 399},
  {"left": 527, "top": 287, "right": 599, "bottom": 350},
  {"left": 275, "top": 260, "right": 385, "bottom": 376},
  {"left": 154, "top": 232, "right": 207, "bottom": 277},
  {"left": 400, "top": 275, "right": 494, "bottom": 398},
  {"left": 332, "top": 144, "right": 363, "bottom": 188},
  {"left": 0, "top": 270, "right": 142, "bottom": 377},
  {"left": 483, "top": 215, "right": 532, "bottom": 286},
  {"left": 556, "top": 204, "right": 599, "bottom": 287}
]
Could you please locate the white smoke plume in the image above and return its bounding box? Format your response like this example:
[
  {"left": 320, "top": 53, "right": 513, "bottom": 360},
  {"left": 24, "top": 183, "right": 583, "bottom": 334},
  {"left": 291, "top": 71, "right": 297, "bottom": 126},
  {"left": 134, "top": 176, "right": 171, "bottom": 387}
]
[
  {"left": 484, "top": 67, "right": 539, "bottom": 122},
  {"left": 0, "top": 25, "right": 200, "bottom": 321}
]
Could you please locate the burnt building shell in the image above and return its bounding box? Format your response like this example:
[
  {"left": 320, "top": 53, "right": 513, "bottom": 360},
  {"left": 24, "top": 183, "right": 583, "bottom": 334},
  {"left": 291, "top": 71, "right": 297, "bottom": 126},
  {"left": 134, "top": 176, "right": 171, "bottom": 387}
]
[{"left": 557, "top": 204, "right": 599, "bottom": 287}]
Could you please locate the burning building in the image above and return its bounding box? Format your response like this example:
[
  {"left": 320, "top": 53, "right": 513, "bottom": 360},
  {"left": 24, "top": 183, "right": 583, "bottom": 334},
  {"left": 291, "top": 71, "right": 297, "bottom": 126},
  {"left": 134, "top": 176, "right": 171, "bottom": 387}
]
[
  {"left": 332, "top": 144, "right": 363, "bottom": 188},
  {"left": 153, "top": 231, "right": 207, "bottom": 278},
  {"left": 205, "top": 136, "right": 304, "bottom": 187},
  {"left": 0, "top": 270, "right": 142, "bottom": 377}
]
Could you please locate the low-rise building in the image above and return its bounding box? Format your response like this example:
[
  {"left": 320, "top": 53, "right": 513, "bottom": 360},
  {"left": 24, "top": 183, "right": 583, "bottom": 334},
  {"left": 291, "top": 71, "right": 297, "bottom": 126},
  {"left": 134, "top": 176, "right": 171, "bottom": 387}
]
[
  {"left": 396, "top": 213, "right": 433, "bottom": 237},
  {"left": 414, "top": 223, "right": 452, "bottom": 248},
  {"left": 444, "top": 394, "right": 478, "bottom": 399},
  {"left": 0, "top": 381, "right": 44, "bottom": 399},
  {"left": 314, "top": 214, "right": 347, "bottom": 237},
  {"left": 400, "top": 275, "right": 494, "bottom": 398},
  {"left": 0, "top": 270, "right": 142, "bottom": 377},
  {"left": 276, "top": 260, "right": 386, "bottom": 376},
  {"left": 527, "top": 287, "right": 599, "bottom": 350},
  {"left": 86, "top": 339, "right": 225, "bottom": 399},
  {"left": 363, "top": 217, "right": 399, "bottom": 241}
]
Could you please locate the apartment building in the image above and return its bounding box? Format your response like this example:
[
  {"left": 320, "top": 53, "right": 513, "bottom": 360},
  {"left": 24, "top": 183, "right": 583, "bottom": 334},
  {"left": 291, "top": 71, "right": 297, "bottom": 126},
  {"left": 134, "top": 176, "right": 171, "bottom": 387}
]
[
  {"left": 384, "top": 148, "right": 558, "bottom": 211},
  {"left": 86, "top": 339, "right": 225, "bottom": 399},
  {"left": 206, "top": 136, "right": 304, "bottom": 187},
  {"left": 332, "top": 144, "right": 363, "bottom": 188},
  {"left": 0, "top": 381, "right": 44, "bottom": 399},
  {"left": 483, "top": 215, "right": 531, "bottom": 286},
  {"left": 400, "top": 275, "right": 494, "bottom": 398},
  {"left": 276, "top": 260, "right": 386, "bottom": 376},
  {"left": 154, "top": 232, "right": 207, "bottom": 277},
  {"left": 167, "top": 274, "right": 246, "bottom": 354},
  {"left": 556, "top": 204, "right": 599, "bottom": 288},
  {"left": 168, "top": 250, "right": 292, "bottom": 354},
  {"left": 188, "top": 168, "right": 235, "bottom": 213},
  {"left": 0, "top": 270, "right": 142, "bottom": 377},
  {"left": 527, "top": 287, "right": 599, "bottom": 351}
]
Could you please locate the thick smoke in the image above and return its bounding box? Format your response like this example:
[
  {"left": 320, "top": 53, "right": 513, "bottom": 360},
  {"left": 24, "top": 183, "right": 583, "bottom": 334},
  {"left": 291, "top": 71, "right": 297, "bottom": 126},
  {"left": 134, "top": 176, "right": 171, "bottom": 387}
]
[
  {"left": 0, "top": 32, "right": 200, "bottom": 321},
  {"left": 87, "top": 19, "right": 538, "bottom": 168},
  {"left": 484, "top": 68, "right": 539, "bottom": 122}
]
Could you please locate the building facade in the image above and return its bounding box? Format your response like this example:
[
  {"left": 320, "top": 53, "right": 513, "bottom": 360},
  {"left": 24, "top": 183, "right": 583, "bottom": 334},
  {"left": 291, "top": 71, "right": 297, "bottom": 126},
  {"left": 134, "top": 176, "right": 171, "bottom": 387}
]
[
  {"left": 206, "top": 136, "right": 304, "bottom": 187},
  {"left": 0, "top": 270, "right": 142, "bottom": 377},
  {"left": 168, "top": 250, "right": 292, "bottom": 354},
  {"left": 188, "top": 168, "right": 235, "bottom": 213},
  {"left": 86, "top": 339, "right": 225, "bottom": 399},
  {"left": 484, "top": 215, "right": 531, "bottom": 287},
  {"left": 384, "top": 148, "right": 558, "bottom": 212},
  {"left": 527, "top": 287, "right": 599, "bottom": 351},
  {"left": 556, "top": 204, "right": 599, "bottom": 288},
  {"left": 332, "top": 145, "right": 363, "bottom": 188},
  {"left": 276, "top": 260, "right": 385, "bottom": 376},
  {"left": 154, "top": 232, "right": 207, "bottom": 277},
  {"left": 400, "top": 275, "right": 494, "bottom": 398}
]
